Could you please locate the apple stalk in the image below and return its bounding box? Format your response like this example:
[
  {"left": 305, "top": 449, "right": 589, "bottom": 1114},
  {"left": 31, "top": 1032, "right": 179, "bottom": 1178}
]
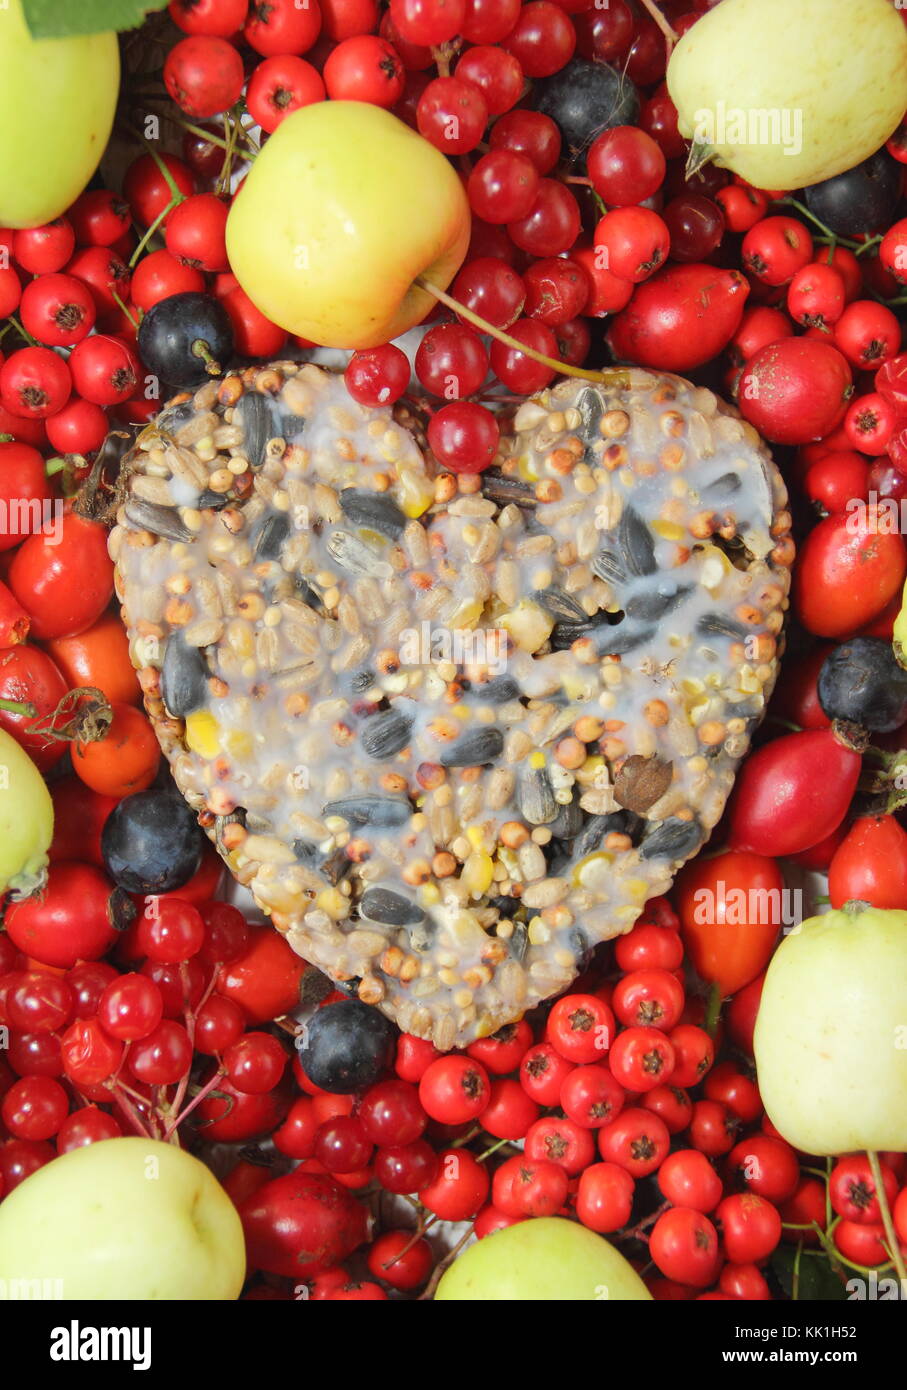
[
  {"left": 415, "top": 275, "right": 634, "bottom": 390},
  {"left": 867, "top": 1149, "right": 907, "bottom": 1284}
]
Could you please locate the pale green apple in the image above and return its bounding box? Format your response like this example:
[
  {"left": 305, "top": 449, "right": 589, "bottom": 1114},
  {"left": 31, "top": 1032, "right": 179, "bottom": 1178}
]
[
  {"left": 226, "top": 101, "right": 472, "bottom": 349},
  {"left": 754, "top": 905, "right": 907, "bottom": 1154},
  {"left": 667, "top": 0, "right": 907, "bottom": 191},
  {"left": 435, "top": 1217, "right": 652, "bottom": 1301},
  {"left": 0, "top": 1138, "right": 245, "bottom": 1300},
  {"left": 0, "top": 0, "right": 120, "bottom": 228}
]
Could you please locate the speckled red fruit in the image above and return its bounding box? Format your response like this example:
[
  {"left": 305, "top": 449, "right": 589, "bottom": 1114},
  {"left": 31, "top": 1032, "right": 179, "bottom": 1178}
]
[
  {"left": 738, "top": 338, "right": 853, "bottom": 445},
  {"left": 607, "top": 265, "right": 749, "bottom": 371}
]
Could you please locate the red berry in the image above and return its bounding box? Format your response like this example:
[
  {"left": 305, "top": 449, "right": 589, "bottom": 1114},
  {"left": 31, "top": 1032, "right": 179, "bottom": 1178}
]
[
  {"left": 123, "top": 154, "right": 196, "bottom": 230},
  {"left": 246, "top": 56, "right": 325, "bottom": 133},
  {"left": 13, "top": 220, "right": 76, "bottom": 275},
  {"left": 45, "top": 398, "right": 109, "bottom": 456},
  {"left": 0, "top": 348, "right": 71, "bottom": 420},
  {"left": 165, "top": 193, "right": 230, "bottom": 272},
  {"left": 20, "top": 273, "right": 97, "bottom": 348},
  {"left": 427, "top": 401, "right": 499, "bottom": 473},
  {"left": 131, "top": 249, "right": 205, "bottom": 312},
  {"left": 345, "top": 344, "right": 410, "bottom": 407},
  {"left": 324, "top": 35, "right": 405, "bottom": 108},
  {"left": 164, "top": 36, "right": 245, "bottom": 119},
  {"left": 68, "top": 191, "right": 132, "bottom": 248},
  {"left": 588, "top": 126, "right": 666, "bottom": 206},
  {"left": 417, "top": 77, "right": 488, "bottom": 155},
  {"left": 168, "top": 0, "right": 248, "bottom": 37}
]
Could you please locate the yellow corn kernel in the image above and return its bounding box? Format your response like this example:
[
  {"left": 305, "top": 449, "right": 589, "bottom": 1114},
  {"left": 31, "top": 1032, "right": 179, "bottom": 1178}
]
[
  {"left": 225, "top": 730, "right": 253, "bottom": 759},
  {"left": 651, "top": 520, "right": 685, "bottom": 541},
  {"left": 398, "top": 469, "right": 435, "bottom": 518},
  {"left": 185, "top": 711, "right": 220, "bottom": 759},
  {"left": 571, "top": 851, "right": 614, "bottom": 889},
  {"left": 461, "top": 851, "right": 494, "bottom": 898},
  {"left": 317, "top": 888, "right": 349, "bottom": 920},
  {"left": 466, "top": 825, "right": 486, "bottom": 850},
  {"left": 419, "top": 882, "right": 442, "bottom": 907},
  {"left": 528, "top": 750, "right": 547, "bottom": 770}
]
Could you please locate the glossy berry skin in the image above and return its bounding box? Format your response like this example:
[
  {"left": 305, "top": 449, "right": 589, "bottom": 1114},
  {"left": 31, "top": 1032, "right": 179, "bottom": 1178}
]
[
  {"left": 662, "top": 195, "right": 724, "bottom": 264},
  {"left": 129, "top": 1019, "right": 193, "bottom": 1086},
  {"left": 0, "top": 348, "right": 71, "bottom": 419},
  {"left": 466, "top": 1019, "right": 532, "bottom": 1075},
  {"left": 612, "top": 262, "right": 749, "bottom": 373},
  {"left": 450, "top": 257, "right": 525, "bottom": 329},
  {"left": 508, "top": 179, "right": 581, "bottom": 257},
  {"left": 97, "top": 974, "right": 164, "bottom": 1042},
  {"left": 649, "top": 1208, "right": 721, "bottom": 1288},
  {"left": 489, "top": 109, "right": 561, "bottom": 174},
  {"left": 20, "top": 273, "right": 96, "bottom": 348},
  {"left": 575, "top": 1162, "right": 634, "bottom": 1234},
  {"left": 297, "top": 1000, "right": 396, "bottom": 1095},
  {"left": 609, "top": 1026, "right": 675, "bottom": 1092},
  {"left": 456, "top": 45, "right": 523, "bottom": 117},
  {"left": 794, "top": 508, "right": 906, "bottom": 639},
  {"left": 427, "top": 401, "right": 499, "bottom": 473},
  {"left": 493, "top": 1154, "right": 568, "bottom": 1219},
  {"left": 313, "top": 1115, "right": 373, "bottom": 1173},
  {"left": 415, "top": 322, "right": 488, "bottom": 399},
  {"left": 390, "top": 0, "right": 465, "bottom": 47},
  {"left": 597, "top": 1107, "right": 670, "bottom": 1178},
  {"left": 587, "top": 125, "right": 665, "bottom": 206},
  {"left": 546, "top": 993, "right": 614, "bottom": 1065},
  {"left": 224, "top": 1033, "right": 287, "bottom": 1095},
  {"left": 60, "top": 1018, "right": 123, "bottom": 1087},
  {"left": 727, "top": 728, "right": 862, "bottom": 858},
  {"left": 524, "top": 1115, "right": 595, "bottom": 1176},
  {"left": 559, "top": 1064, "right": 625, "bottom": 1130},
  {"left": 165, "top": 193, "right": 229, "bottom": 272},
  {"left": 367, "top": 1230, "right": 432, "bottom": 1292},
  {"left": 417, "top": 77, "right": 488, "bottom": 155},
  {"left": 519, "top": 1041, "right": 574, "bottom": 1107},
  {"left": 123, "top": 154, "right": 196, "bottom": 230},
  {"left": 418, "top": 1147, "right": 488, "bottom": 1221},
  {"left": 657, "top": 1149, "right": 723, "bottom": 1213},
  {"left": 1, "top": 1076, "right": 69, "bottom": 1141},
  {"left": 137, "top": 291, "right": 234, "bottom": 388},
  {"left": 489, "top": 317, "right": 558, "bottom": 394},
  {"left": 523, "top": 257, "right": 589, "bottom": 326},
  {"left": 164, "top": 36, "right": 245, "bottom": 119},
  {"left": 742, "top": 217, "right": 813, "bottom": 287},
  {"left": 14, "top": 220, "right": 76, "bottom": 275},
  {"left": 374, "top": 1139, "right": 437, "bottom": 1194},
  {"left": 716, "top": 1193, "right": 782, "bottom": 1264},
  {"left": 68, "top": 336, "right": 138, "bottom": 407},
  {"left": 479, "top": 1079, "right": 539, "bottom": 1140},
  {"left": 834, "top": 301, "right": 901, "bottom": 371},
  {"left": 358, "top": 1080, "right": 426, "bottom": 1146},
  {"left": 56, "top": 1106, "right": 123, "bottom": 1152},
  {"left": 467, "top": 150, "right": 539, "bottom": 224},
  {"left": 246, "top": 56, "right": 325, "bottom": 133},
  {"left": 135, "top": 899, "right": 205, "bottom": 963},
  {"left": 418, "top": 1055, "right": 490, "bottom": 1125},
  {"left": 345, "top": 344, "right": 410, "bottom": 406},
  {"left": 323, "top": 36, "right": 405, "bottom": 109}
]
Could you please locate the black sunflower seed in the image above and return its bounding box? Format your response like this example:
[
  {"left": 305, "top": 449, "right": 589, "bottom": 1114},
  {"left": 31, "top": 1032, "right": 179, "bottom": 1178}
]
[
  {"left": 509, "top": 921, "right": 529, "bottom": 963},
  {"left": 550, "top": 620, "right": 595, "bottom": 651},
  {"left": 292, "top": 841, "right": 352, "bottom": 885},
  {"left": 359, "top": 707, "right": 414, "bottom": 759},
  {"left": 591, "top": 547, "right": 625, "bottom": 586},
  {"left": 700, "top": 471, "right": 742, "bottom": 498},
  {"left": 360, "top": 887, "right": 425, "bottom": 927},
  {"left": 346, "top": 667, "right": 377, "bottom": 695},
  {"left": 236, "top": 391, "right": 281, "bottom": 469},
  {"left": 439, "top": 726, "right": 504, "bottom": 767},
  {"left": 532, "top": 587, "right": 589, "bottom": 623},
  {"left": 254, "top": 512, "right": 292, "bottom": 562},
  {"left": 639, "top": 817, "right": 704, "bottom": 862},
  {"left": 590, "top": 622, "right": 656, "bottom": 657},
  {"left": 569, "top": 927, "right": 591, "bottom": 965},
  {"left": 490, "top": 895, "right": 520, "bottom": 916},
  {"left": 476, "top": 675, "right": 522, "bottom": 704},
  {"left": 197, "top": 489, "right": 234, "bottom": 510},
  {"left": 339, "top": 488, "right": 406, "bottom": 538},
  {"left": 548, "top": 795, "right": 583, "bottom": 840},
  {"left": 160, "top": 634, "right": 208, "bottom": 717},
  {"left": 294, "top": 576, "right": 324, "bottom": 611},
  {"left": 518, "top": 763, "right": 558, "bottom": 825},
  {"left": 576, "top": 385, "right": 605, "bottom": 438},
  {"left": 124, "top": 499, "right": 196, "bottom": 544},
  {"left": 620, "top": 506, "right": 657, "bottom": 577},
  {"left": 481, "top": 470, "right": 536, "bottom": 508},
  {"left": 322, "top": 796, "right": 412, "bottom": 827},
  {"left": 573, "top": 810, "right": 645, "bottom": 857},
  {"left": 624, "top": 584, "right": 693, "bottom": 622},
  {"left": 696, "top": 613, "right": 749, "bottom": 641}
]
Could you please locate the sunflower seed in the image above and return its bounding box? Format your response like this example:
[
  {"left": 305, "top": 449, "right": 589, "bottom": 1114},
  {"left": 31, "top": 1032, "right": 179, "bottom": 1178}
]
[
  {"left": 360, "top": 887, "right": 425, "bottom": 927},
  {"left": 696, "top": 613, "right": 749, "bottom": 641},
  {"left": 639, "top": 817, "right": 704, "bottom": 862},
  {"left": 326, "top": 530, "right": 393, "bottom": 579},
  {"left": 518, "top": 763, "right": 558, "bottom": 825},
  {"left": 619, "top": 506, "right": 656, "bottom": 577},
  {"left": 549, "top": 795, "right": 583, "bottom": 840},
  {"left": 624, "top": 584, "right": 693, "bottom": 622},
  {"left": 124, "top": 499, "right": 195, "bottom": 543},
  {"left": 439, "top": 726, "right": 504, "bottom": 767},
  {"left": 322, "top": 795, "right": 412, "bottom": 827},
  {"left": 475, "top": 675, "right": 522, "bottom": 704},
  {"left": 359, "top": 707, "right": 414, "bottom": 759},
  {"left": 591, "top": 547, "right": 625, "bottom": 586},
  {"left": 590, "top": 622, "right": 656, "bottom": 657},
  {"left": 701, "top": 470, "right": 742, "bottom": 498},
  {"left": 339, "top": 488, "right": 406, "bottom": 538},
  {"left": 533, "top": 586, "right": 588, "bottom": 623},
  {"left": 509, "top": 922, "right": 529, "bottom": 963},
  {"left": 237, "top": 392, "right": 281, "bottom": 469},
  {"left": 576, "top": 386, "right": 605, "bottom": 438},
  {"left": 197, "top": 489, "right": 233, "bottom": 511},
  {"left": 160, "top": 635, "right": 208, "bottom": 717},
  {"left": 254, "top": 512, "right": 292, "bottom": 562},
  {"left": 481, "top": 470, "right": 536, "bottom": 508}
]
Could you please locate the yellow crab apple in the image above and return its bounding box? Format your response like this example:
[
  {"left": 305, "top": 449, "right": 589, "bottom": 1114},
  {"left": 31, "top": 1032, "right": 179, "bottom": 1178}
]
[{"left": 226, "top": 101, "right": 471, "bottom": 349}]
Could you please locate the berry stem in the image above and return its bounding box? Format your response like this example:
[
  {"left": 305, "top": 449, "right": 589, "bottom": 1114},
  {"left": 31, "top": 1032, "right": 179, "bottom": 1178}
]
[
  {"left": 867, "top": 1149, "right": 907, "bottom": 1284},
  {"left": 191, "top": 337, "right": 224, "bottom": 377},
  {"left": 112, "top": 290, "right": 140, "bottom": 331},
  {"left": 415, "top": 275, "right": 632, "bottom": 387},
  {"left": 0, "top": 696, "right": 36, "bottom": 717},
  {"left": 703, "top": 980, "right": 723, "bottom": 1038},
  {"left": 166, "top": 1066, "right": 227, "bottom": 1136},
  {"left": 129, "top": 196, "right": 178, "bottom": 268},
  {"left": 638, "top": 0, "right": 679, "bottom": 46},
  {"left": 119, "top": 118, "right": 187, "bottom": 204}
]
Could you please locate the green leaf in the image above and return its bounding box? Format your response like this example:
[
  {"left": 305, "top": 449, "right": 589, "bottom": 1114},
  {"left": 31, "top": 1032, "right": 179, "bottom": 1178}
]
[
  {"left": 772, "top": 1247, "right": 848, "bottom": 1302},
  {"left": 21, "top": 0, "right": 168, "bottom": 39}
]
